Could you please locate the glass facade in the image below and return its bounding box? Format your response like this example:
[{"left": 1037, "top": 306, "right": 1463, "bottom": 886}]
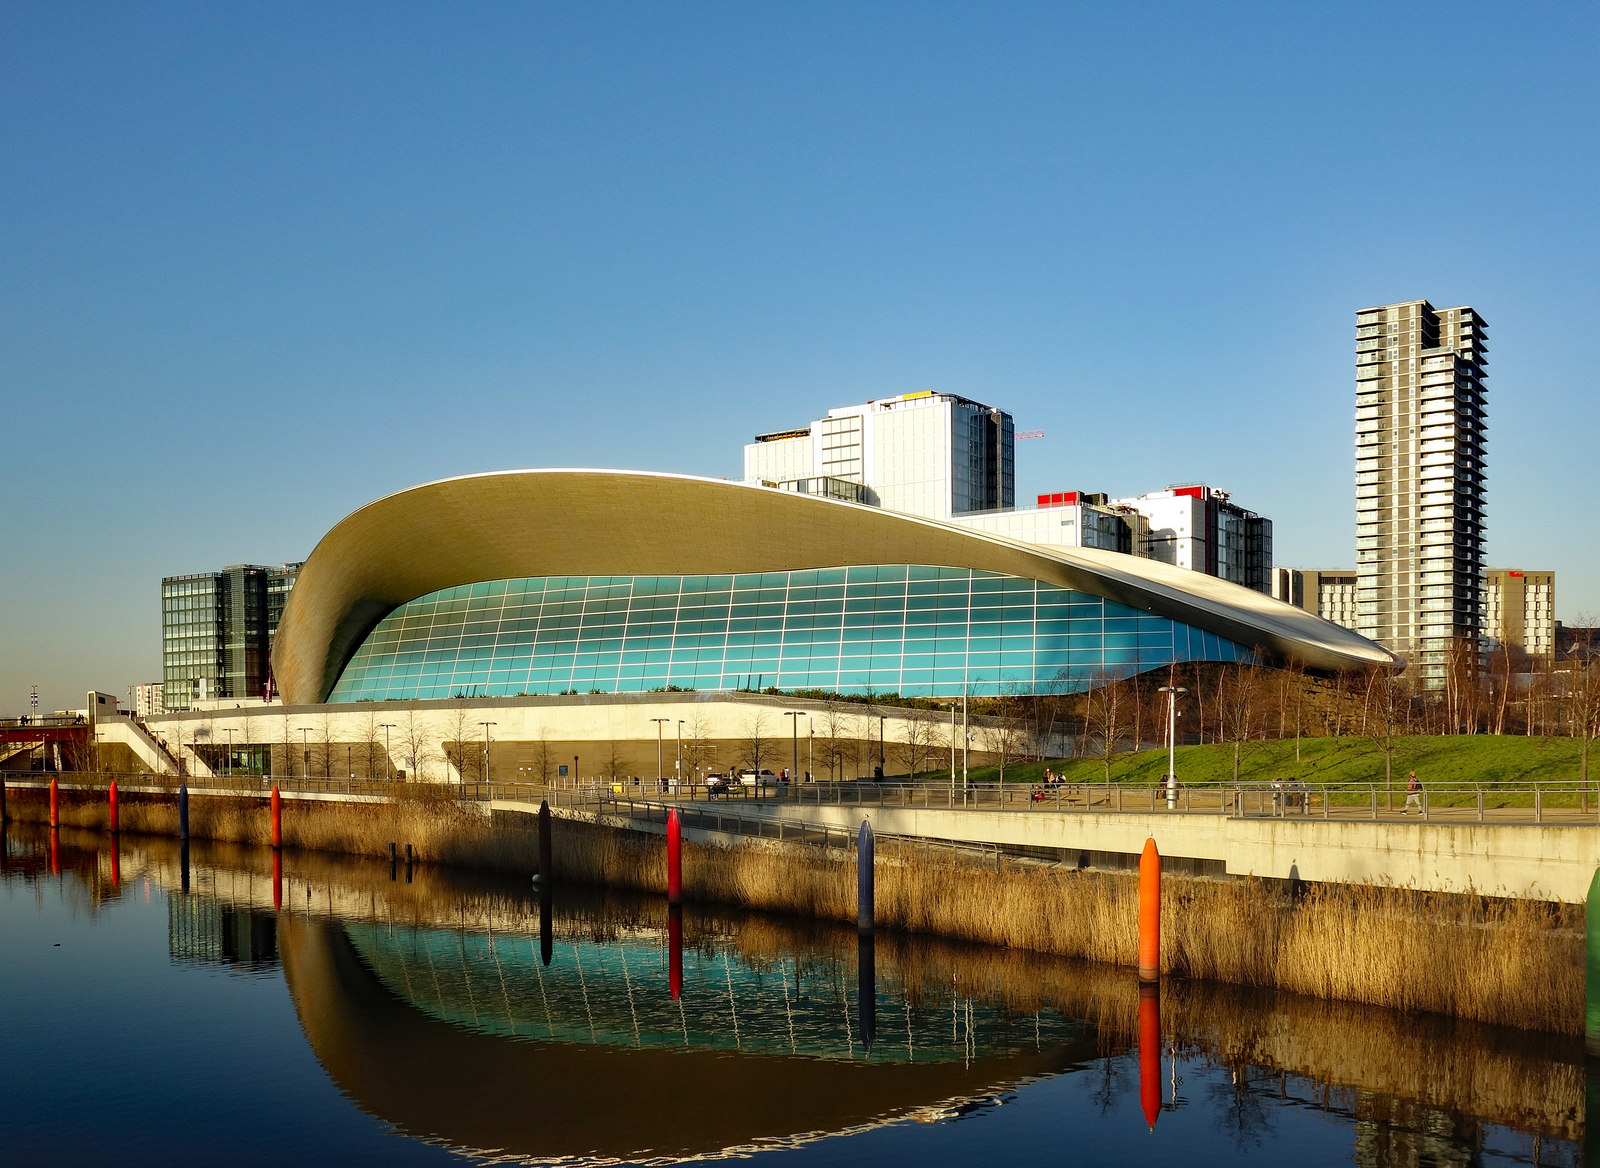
[
  {"left": 161, "top": 563, "right": 302, "bottom": 709},
  {"left": 329, "top": 566, "right": 1252, "bottom": 702}
]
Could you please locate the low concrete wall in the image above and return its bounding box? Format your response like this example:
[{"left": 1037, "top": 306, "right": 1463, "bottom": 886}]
[{"left": 727, "top": 803, "right": 1600, "bottom": 903}]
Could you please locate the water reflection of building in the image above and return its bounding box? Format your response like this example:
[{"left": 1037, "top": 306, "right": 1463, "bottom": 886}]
[
  {"left": 343, "top": 922, "right": 1081, "bottom": 1064},
  {"left": 167, "top": 895, "right": 278, "bottom": 970}
]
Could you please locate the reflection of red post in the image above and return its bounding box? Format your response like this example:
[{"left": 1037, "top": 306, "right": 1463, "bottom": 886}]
[
  {"left": 110, "top": 842, "right": 121, "bottom": 888},
  {"left": 1138, "top": 837, "right": 1161, "bottom": 981},
  {"left": 272, "top": 850, "right": 283, "bottom": 912},
  {"left": 50, "top": 829, "right": 60, "bottom": 876},
  {"left": 109, "top": 781, "right": 120, "bottom": 834},
  {"left": 666, "top": 808, "right": 682, "bottom": 906},
  {"left": 1139, "top": 981, "right": 1161, "bottom": 1132},
  {"left": 49, "top": 778, "right": 60, "bottom": 829},
  {"left": 270, "top": 787, "right": 282, "bottom": 850},
  {"left": 668, "top": 904, "right": 683, "bottom": 1001}
]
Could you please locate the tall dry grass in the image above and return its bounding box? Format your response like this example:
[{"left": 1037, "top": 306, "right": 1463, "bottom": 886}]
[{"left": 4, "top": 786, "right": 1583, "bottom": 1035}]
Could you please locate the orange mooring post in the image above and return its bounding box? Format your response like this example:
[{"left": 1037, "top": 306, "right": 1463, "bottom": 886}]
[
  {"left": 49, "top": 778, "right": 60, "bottom": 829},
  {"left": 270, "top": 786, "right": 283, "bottom": 850},
  {"left": 666, "top": 808, "right": 682, "bottom": 905},
  {"left": 1138, "top": 837, "right": 1162, "bottom": 981},
  {"left": 108, "top": 781, "right": 120, "bottom": 834},
  {"left": 1139, "top": 981, "right": 1161, "bottom": 1131}
]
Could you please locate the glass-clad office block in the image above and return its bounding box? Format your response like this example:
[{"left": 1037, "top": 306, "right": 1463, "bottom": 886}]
[{"left": 328, "top": 567, "right": 1252, "bottom": 702}]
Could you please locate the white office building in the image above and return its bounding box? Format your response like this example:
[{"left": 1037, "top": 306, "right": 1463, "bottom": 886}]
[
  {"left": 1273, "top": 569, "right": 1360, "bottom": 631},
  {"left": 1109, "top": 485, "right": 1273, "bottom": 594},
  {"left": 744, "top": 392, "right": 1014, "bottom": 521}
]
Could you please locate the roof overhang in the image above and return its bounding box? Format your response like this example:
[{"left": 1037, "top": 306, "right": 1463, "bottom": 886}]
[{"left": 271, "top": 469, "right": 1396, "bottom": 705}]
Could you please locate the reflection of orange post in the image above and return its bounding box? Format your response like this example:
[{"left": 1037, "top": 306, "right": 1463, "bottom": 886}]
[
  {"left": 668, "top": 903, "right": 683, "bottom": 1000},
  {"left": 272, "top": 850, "right": 283, "bottom": 912},
  {"left": 270, "top": 787, "right": 282, "bottom": 850},
  {"left": 49, "top": 778, "right": 60, "bottom": 829},
  {"left": 666, "top": 808, "right": 682, "bottom": 906},
  {"left": 1139, "top": 981, "right": 1161, "bottom": 1131},
  {"left": 108, "top": 781, "right": 119, "bottom": 834},
  {"left": 1138, "top": 837, "right": 1161, "bottom": 981},
  {"left": 50, "top": 829, "right": 60, "bottom": 875}
]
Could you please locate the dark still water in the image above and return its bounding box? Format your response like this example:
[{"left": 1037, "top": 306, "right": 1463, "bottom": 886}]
[{"left": 0, "top": 825, "right": 1583, "bottom": 1167}]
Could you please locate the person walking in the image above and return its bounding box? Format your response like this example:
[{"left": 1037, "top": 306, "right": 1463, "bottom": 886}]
[{"left": 1404, "top": 771, "right": 1422, "bottom": 815}]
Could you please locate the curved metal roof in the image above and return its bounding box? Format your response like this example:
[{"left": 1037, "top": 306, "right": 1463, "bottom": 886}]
[{"left": 272, "top": 469, "right": 1395, "bottom": 705}]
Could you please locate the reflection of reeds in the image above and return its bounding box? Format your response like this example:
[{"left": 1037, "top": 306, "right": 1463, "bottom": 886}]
[{"left": 7, "top": 789, "right": 1583, "bottom": 1035}]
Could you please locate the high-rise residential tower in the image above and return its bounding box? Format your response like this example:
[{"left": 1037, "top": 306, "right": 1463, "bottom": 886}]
[
  {"left": 1354, "top": 300, "right": 1487, "bottom": 683},
  {"left": 743, "top": 392, "right": 1013, "bottom": 521}
]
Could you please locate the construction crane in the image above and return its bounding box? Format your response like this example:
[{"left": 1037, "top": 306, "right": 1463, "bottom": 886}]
[{"left": 1016, "top": 429, "right": 1045, "bottom": 440}]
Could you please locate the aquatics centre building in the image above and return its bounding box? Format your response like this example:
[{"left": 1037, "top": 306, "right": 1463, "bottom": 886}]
[{"left": 270, "top": 469, "right": 1393, "bottom": 707}]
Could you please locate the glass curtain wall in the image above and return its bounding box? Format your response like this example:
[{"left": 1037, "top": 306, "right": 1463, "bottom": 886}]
[{"left": 329, "top": 566, "right": 1251, "bottom": 703}]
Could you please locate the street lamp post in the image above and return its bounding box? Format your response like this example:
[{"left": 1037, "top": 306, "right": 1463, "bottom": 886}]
[
  {"left": 650, "top": 717, "right": 670, "bottom": 791},
  {"left": 222, "top": 727, "right": 236, "bottom": 777},
  {"left": 295, "top": 727, "right": 311, "bottom": 779},
  {"left": 479, "top": 722, "right": 497, "bottom": 789},
  {"left": 378, "top": 723, "right": 395, "bottom": 779},
  {"left": 1157, "top": 686, "right": 1188, "bottom": 809},
  {"left": 675, "top": 720, "right": 684, "bottom": 788},
  {"left": 783, "top": 711, "right": 807, "bottom": 792},
  {"left": 878, "top": 715, "right": 886, "bottom": 779}
]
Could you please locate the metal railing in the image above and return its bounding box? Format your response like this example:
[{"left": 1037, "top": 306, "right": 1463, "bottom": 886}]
[{"left": 8, "top": 769, "right": 1600, "bottom": 826}]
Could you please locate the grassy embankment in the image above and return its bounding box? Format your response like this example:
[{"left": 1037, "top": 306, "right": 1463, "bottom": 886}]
[
  {"left": 5, "top": 783, "right": 1583, "bottom": 1035},
  {"left": 918, "top": 734, "right": 1590, "bottom": 807}
]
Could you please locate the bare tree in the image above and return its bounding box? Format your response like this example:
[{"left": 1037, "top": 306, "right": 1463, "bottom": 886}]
[
  {"left": 981, "top": 690, "right": 1031, "bottom": 783},
  {"left": 1083, "top": 672, "right": 1129, "bottom": 781},
  {"left": 530, "top": 726, "right": 557, "bottom": 786},
  {"left": 1363, "top": 666, "right": 1409, "bottom": 805},
  {"left": 681, "top": 711, "right": 717, "bottom": 780},
  {"left": 601, "top": 740, "right": 629, "bottom": 786},
  {"left": 1215, "top": 662, "right": 1268, "bottom": 783},
  {"left": 896, "top": 713, "right": 939, "bottom": 781},
  {"left": 736, "top": 711, "right": 776, "bottom": 775},
  {"left": 444, "top": 697, "right": 472, "bottom": 783},
  {"left": 818, "top": 703, "right": 853, "bottom": 780},
  {"left": 1567, "top": 623, "right": 1600, "bottom": 789},
  {"left": 399, "top": 704, "right": 434, "bottom": 782}
]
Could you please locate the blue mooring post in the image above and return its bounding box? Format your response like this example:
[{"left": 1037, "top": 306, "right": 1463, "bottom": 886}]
[
  {"left": 857, "top": 819, "right": 874, "bottom": 934},
  {"left": 177, "top": 783, "right": 190, "bottom": 841}
]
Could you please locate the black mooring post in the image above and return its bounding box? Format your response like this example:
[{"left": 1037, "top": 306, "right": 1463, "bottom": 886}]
[
  {"left": 857, "top": 819, "right": 874, "bottom": 935},
  {"left": 857, "top": 931, "right": 877, "bottom": 1053},
  {"left": 538, "top": 799, "right": 553, "bottom": 882}
]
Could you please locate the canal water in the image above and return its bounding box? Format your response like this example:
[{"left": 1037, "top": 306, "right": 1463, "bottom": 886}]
[{"left": 0, "top": 824, "right": 1583, "bottom": 1166}]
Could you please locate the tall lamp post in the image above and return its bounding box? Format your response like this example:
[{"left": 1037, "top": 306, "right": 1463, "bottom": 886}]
[
  {"left": 1157, "top": 686, "right": 1187, "bottom": 810},
  {"left": 223, "top": 728, "right": 236, "bottom": 777},
  {"left": 675, "top": 720, "right": 684, "bottom": 789},
  {"left": 649, "top": 717, "right": 671, "bottom": 793},
  {"left": 479, "top": 722, "right": 497, "bottom": 789},
  {"left": 878, "top": 715, "right": 886, "bottom": 779},
  {"left": 295, "top": 727, "right": 311, "bottom": 779},
  {"left": 378, "top": 723, "right": 395, "bottom": 779},
  {"left": 783, "top": 711, "right": 807, "bottom": 792}
]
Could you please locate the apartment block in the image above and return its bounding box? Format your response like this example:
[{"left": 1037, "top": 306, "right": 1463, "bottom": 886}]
[
  {"left": 1483, "top": 569, "right": 1555, "bottom": 662},
  {"left": 1355, "top": 300, "right": 1487, "bottom": 683},
  {"left": 1273, "top": 569, "right": 1360, "bottom": 630},
  {"left": 744, "top": 392, "right": 1013, "bottom": 521}
]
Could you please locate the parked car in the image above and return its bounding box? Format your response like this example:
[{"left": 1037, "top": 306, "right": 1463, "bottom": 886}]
[
  {"left": 737, "top": 769, "right": 780, "bottom": 790},
  {"left": 703, "top": 772, "right": 734, "bottom": 795}
]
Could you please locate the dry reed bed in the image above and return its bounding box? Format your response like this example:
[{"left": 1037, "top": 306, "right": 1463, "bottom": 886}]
[{"left": 5, "top": 788, "right": 1583, "bottom": 1035}]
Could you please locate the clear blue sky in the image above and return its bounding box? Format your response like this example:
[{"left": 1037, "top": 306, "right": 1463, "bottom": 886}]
[{"left": 2, "top": 2, "right": 1595, "bottom": 715}]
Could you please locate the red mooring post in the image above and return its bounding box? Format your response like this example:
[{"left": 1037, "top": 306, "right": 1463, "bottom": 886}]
[
  {"left": 108, "top": 781, "right": 120, "bottom": 834},
  {"left": 49, "top": 778, "right": 60, "bottom": 829},
  {"left": 666, "top": 808, "right": 682, "bottom": 906},
  {"left": 1138, "top": 837, "right": 1162, "bottom": 982},
  {"left": 1139, "top": 981, "right": 1161, "bottom": 1131},
  {"left": 668, "top": 904, "right": 683, "bottom": 1000},
  {"left": 270, "top": 786, "right": 283, "bottom": 850}
]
